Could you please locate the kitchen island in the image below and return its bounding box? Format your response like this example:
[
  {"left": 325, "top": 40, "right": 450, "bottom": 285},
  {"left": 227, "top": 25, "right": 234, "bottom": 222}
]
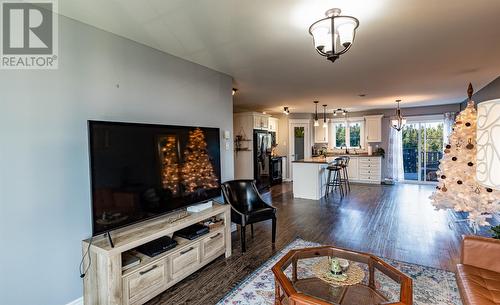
[
  {"left": 292, "top": 155, "right": 383, "bottom": 200},
  {"left": 292, "top": 157, "right": 335, "bottom": 200}
]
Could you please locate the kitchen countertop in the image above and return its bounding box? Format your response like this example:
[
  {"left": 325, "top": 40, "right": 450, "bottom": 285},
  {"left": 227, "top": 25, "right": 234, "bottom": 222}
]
[{"left": 293, "top": 154, "right": 382, "bottom": 164}]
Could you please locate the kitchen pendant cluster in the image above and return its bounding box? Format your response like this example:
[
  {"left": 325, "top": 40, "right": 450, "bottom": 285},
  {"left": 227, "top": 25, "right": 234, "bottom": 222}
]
[
  {"left": 309, "top": 8, "right": 359, "bottom": 63},
  {"left": 391, "top": 99, "right": 407, "bottom": 131},
  {"left": 313, "top": 102, "right": 329, "bottom": 128}
]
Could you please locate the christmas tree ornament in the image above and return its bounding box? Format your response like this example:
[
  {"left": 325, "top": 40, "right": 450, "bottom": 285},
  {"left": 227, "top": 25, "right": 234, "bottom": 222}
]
[
  {"left": 430, "top": 83, "right": 500, "bottom": 229},
  {"left": 466, "top": 139, "right": 474, "bottom": 149}
]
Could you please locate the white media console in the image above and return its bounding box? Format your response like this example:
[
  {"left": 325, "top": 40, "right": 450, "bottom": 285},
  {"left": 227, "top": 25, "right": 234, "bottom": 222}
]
[{"left": 82, "top": 202, "right": 231, "bottom": 305}]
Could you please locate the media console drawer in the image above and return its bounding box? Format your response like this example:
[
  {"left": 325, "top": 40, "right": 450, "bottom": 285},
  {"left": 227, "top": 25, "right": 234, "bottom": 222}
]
[
  {"left": 202, "top": 230, "right": 225, "bottom": 260},
  {"left": 170, "top": 242, "right": 201, "bottom": 280},
  {"left": 124, "top": 260, "right": 168, "bottom": 304}
]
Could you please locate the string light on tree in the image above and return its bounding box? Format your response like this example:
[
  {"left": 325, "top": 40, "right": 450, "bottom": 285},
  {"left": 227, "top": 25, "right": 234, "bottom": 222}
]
[
  {"left": 181, "top": 128, "right": 219, "bottom": 193},
  {"left": 160, "top": 136, "right": 180, "bottom": 195},
  {"left": 430, "top": 84, "right": 500, "bottom": 228}
]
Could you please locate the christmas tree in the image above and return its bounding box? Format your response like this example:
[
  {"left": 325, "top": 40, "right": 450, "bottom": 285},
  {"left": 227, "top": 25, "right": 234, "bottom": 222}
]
[
  {"left": 181, "top": 128, "right": 219, "bottom": 193},
  {"left": 430, "top": 84, "right": 500, "bottom": 227},
  {"left": 159, "top": 136, "right": 180, "bottom": 195}
]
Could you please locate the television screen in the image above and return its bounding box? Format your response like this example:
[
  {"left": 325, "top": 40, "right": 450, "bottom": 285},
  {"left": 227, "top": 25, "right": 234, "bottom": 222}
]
[{"left": 88, "top": 120, "right": 221, "bottom": 236}]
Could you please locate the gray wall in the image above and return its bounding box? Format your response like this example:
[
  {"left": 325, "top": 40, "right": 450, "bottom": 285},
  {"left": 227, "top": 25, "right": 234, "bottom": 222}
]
[
  {"left": 462, "top": 76, "right": 500, "bottom": 107},
  {"left": 0, "top": 16, "right": 234, "bottom": 305}
]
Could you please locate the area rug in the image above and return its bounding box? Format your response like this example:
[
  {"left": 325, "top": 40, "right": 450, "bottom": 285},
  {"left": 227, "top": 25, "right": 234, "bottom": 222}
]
[{"left": 217, "top": 239, "right": 462, "bottom": 305}]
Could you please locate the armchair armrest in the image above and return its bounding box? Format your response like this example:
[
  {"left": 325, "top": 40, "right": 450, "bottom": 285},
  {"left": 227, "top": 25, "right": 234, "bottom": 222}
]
[{"left": 461, "top": 235, "right": 500, "bottom": 273}]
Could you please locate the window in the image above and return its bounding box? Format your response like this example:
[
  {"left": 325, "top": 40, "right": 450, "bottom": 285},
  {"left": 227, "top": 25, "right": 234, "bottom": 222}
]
[
  {"left": 334, "top": 123, "right": 346, "bottom": 147},
  {"left": 349, "top": 122, "right": 361, "bottom": 147},
  {"left": 332, "top": 119, "right": 364, "bottom": 148}
]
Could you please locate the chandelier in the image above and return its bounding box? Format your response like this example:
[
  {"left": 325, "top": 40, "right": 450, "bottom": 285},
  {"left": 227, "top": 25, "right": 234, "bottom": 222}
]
[
  {"left": 308, "top": 8, "right": 359, "bottom": 63},
  {"left": 391, "top": 100, "right": 406, "bottom": 131}
]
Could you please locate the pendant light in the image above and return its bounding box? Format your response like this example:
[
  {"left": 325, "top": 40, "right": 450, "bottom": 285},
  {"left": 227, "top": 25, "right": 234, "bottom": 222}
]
[
  {"left": 322, "top": 104, "right": 328, "bottom": 128},
  {"left": 309, "top": 8, "right": 360, "bottom": 63},
  {"left": 313, "top": 101, "right": 319, "bottom": 127},
  {"left": 283, "top": 106, "right": 290, "bottom": 115},
  {"left": 391, "top": 99, "right": 407, "bottom": 131}
]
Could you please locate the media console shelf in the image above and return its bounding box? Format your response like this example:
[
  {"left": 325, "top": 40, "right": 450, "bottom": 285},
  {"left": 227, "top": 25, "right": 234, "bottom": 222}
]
[{"left": 82, "top": 202, "right": 231, "bottom": 305}]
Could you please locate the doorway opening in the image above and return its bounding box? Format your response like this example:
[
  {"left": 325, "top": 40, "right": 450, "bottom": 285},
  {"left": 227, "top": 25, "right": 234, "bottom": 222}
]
[{"left": 402, "top": 117, "right": 444, "bottom": 183}]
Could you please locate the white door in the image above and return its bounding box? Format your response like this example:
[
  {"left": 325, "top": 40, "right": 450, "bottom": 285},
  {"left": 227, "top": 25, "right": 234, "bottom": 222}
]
[{"left": 288, "top": 121, "right": 311, "bottom": 179}]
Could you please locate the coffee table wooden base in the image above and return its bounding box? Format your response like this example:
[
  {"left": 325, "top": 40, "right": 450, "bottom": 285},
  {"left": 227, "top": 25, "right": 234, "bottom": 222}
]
[{"left": 272, "top": 246, "right": 413, "bottom": 305}]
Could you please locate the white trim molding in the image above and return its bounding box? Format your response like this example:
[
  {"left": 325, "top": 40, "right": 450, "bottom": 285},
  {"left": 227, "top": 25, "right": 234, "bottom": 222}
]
[{"left": 65, "top": 297, "right": 83, "bottom": 305}]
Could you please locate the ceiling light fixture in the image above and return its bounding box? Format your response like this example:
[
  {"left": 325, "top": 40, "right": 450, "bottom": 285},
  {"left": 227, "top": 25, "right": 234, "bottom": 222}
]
[
  {"left": 313, "top": 101, "right": 319, "bottom": 127},
  {"left": 391, "top": 99, "right": 407, "bottom": 131},
  {"left": 308, "top": 8, "right": 359, "bottom": 63},
  {"left": 322, "top": 104, "right": 328, "bottom": 128},
  {"left": 283, "top": 107, "right": 290, "bottom": 115},
  {"left": 232, "top": 88, "right": 238, "bottom": 96},
  {"left": 333, "top": 108, "right": 347, "bottom": 116}
]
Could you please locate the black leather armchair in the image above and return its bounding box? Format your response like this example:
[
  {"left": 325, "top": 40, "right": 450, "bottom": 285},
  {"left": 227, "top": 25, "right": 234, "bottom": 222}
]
[{"left": 221, "top": 180, "right": 276, "bottom": 252}]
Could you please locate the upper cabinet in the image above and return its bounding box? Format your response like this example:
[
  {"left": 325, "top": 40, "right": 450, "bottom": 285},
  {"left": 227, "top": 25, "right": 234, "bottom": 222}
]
[
  {"left": 268, "top": 117, "right": 279, "bottom": 133},
  {"left": 253, "top": 114, "right": 270, "bottom": 130},
  {"left": 314, "top": 125, "right": 328, "bottom": 143},
  {"left": 364, "top": 115, "right": 383, "bottom": 142}
]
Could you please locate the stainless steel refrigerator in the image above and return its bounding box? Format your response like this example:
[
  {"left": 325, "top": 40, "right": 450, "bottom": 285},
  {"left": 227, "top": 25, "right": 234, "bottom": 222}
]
[{"left": 253, "top": 130, "right": 275, "bottom": 190}]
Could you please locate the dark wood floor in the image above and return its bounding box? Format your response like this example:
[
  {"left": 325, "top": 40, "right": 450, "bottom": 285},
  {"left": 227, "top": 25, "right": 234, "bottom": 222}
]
[{"left": 147, "top": 182, "right": 474, "bottom": 305}]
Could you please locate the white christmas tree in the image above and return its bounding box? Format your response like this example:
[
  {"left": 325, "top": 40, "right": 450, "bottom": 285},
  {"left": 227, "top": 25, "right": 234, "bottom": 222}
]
[{"left": 430, "top": 84, "right": 500, "bottom": 228}]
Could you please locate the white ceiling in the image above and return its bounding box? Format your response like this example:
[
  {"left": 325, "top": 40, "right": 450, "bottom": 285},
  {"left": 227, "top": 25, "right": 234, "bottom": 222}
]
[{"left": 59, "top": 0, "right": 500, "bottom": 113}]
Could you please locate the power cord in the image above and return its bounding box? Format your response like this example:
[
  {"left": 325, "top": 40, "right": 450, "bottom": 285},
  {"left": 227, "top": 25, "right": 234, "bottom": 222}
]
[{"left": 79, "top": 236, "right": 94, "bottom": 279}]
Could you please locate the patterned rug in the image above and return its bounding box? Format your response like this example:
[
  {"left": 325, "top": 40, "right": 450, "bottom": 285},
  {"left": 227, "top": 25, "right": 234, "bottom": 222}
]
[{"left": 217, "top": 239, "right": 462, "bottom": 305}]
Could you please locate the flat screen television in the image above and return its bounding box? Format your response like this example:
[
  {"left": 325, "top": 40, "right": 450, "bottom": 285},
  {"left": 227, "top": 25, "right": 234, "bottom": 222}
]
[{"left": 88, "top": 120, "right": 221, "bottom": 236}]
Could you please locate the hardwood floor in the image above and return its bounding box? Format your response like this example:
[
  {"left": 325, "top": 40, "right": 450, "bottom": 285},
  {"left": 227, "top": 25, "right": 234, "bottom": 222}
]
[{"left": 147, "top": 182, "right": 474, "bottom": 305}]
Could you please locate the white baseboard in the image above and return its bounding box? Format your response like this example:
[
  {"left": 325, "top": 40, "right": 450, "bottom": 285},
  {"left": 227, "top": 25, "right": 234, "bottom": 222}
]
[{"left": 66, "top": 297, "right": 83, "bottom": 305}]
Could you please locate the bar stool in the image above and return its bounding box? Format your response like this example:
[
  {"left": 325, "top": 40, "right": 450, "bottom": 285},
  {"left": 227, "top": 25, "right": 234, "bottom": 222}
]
[
  {"left": 325, "top": 158, "right": 344, "bottom": 198},
  {"left": 340, "top": 156, "right": 351, "bottom": 192}
]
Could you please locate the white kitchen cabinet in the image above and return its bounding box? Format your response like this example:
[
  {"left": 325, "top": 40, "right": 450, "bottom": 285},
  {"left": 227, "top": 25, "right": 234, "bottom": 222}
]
[
  {"left": 364, "top": 115, "right": 383, "bottom": 142},
  {"left": 341, "top": 156, "right": 381, "bottom": 184},
  {"left": 314, "top": 125, "right": 328, "bottom": 143},
  {"left": 347, "top": 157, "right": 359, "bottom": 180},
  {"left": 357, "top": 157, "right": 382, "bottom": 184},
  {"left": 268, "top": 117, "right": 279, "bottom": 133},
  {"left": 254, "top": 115, "right": 269, "bottom": 130}
]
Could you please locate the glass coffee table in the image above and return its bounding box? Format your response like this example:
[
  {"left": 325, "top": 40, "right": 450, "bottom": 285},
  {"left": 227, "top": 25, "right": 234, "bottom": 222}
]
[{"left": 272, "top": 246, "right": 412, "bottom": 305}]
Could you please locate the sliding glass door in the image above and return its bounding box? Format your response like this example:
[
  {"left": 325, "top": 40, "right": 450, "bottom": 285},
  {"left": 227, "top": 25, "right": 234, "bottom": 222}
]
[{"left": 402, "top": 118, "right": 443, "bottom": 183}]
